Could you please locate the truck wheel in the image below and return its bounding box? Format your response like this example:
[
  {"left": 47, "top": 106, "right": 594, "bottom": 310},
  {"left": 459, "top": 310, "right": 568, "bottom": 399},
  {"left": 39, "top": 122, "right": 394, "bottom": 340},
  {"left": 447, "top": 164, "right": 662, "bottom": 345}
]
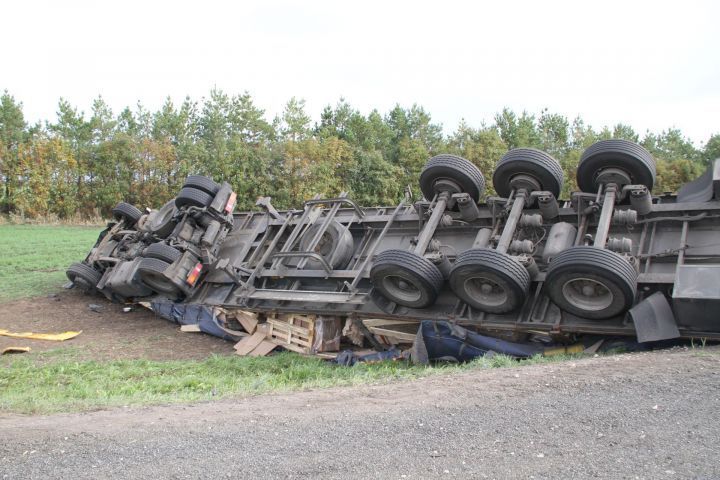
[
  {"left": 111, "top": 202, "right": 142, "bottom": 226},
  {"left": 298, "top": 221, "right": 354, "bottom": 270},
  {"left": 145, "top": 200, "right": 178, "bottom": 238},
  {"left": 175, "top": 187, "right": 213, "bottom": 209},
  {"left": 137, "top": 258, "right": 180, "bottom": 295},
  {"left": 419, "top": 154, "right": 486, "bottom": 203},
  {"left": 492, "top": 148, "right": 563, "bottom": 198},
  {"left": 144, "top": 243, "right": 182, "bottom": 264},
  {"left": 545, "top": 246, "right": 637, "bottom": 320},
  {"left": 449, "top": 249, "right": 530, "bottom": 313},
  {"left": 370, "top": 249, "right": 444, "bottom": 308},
  {"left": 577, "top": 139, "right": 656, "bottom": 192},
  {"left": 66, "top": 262, "right": 102, "bottom": 292},
  {"left": 183, "top": 175, "right": 220, "bottom": 196}
]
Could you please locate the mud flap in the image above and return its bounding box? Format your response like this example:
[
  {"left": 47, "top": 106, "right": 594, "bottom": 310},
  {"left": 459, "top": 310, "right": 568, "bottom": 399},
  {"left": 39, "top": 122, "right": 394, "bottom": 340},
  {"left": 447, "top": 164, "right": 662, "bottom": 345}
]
[
  {"left": 676, "top": 158, "right": 720, "bottom": 202},
  {"left": 628, "top": 292, "right": 680, "bottom": 343}
]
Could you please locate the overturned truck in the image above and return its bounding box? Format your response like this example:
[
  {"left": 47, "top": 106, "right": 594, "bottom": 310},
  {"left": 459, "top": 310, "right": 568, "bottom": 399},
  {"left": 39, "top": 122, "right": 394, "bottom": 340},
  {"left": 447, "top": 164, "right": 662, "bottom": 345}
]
[{"left": 67, "top": 139, "right": 720, "bottom": 351}]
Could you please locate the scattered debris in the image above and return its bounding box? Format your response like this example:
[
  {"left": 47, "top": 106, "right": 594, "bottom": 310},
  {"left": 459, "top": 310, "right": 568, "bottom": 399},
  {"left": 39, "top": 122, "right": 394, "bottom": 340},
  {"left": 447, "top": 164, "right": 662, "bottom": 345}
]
[
  {"left": 180, "top": 324, "right": 202, "bottom": 333},
  {"left": 234, "top": 328, "right": 275, "bottom": 356},
  {"left": 88, "top": 303, "right": 104, "bottom": 313},
  {"left": 342, "top": 318, "right": 364, "bottom": 347},
  {"left": 363, "top": 319, "right": 418, "bottom": 345},
  {"left": 334, "top": 348, "right": 404, "bottom": 366},
  {"left": 0, "top": 329, "right": 82, "bottom": 342},
  {"left": 122, "top": 307, "right": 133, "bottom": 313}
]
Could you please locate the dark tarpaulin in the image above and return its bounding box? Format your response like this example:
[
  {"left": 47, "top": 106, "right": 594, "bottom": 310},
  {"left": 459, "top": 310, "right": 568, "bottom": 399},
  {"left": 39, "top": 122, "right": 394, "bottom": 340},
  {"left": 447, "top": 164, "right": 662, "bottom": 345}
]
[
  {"left": 410, "top": 320, "right": 542, "bottom": 364},
  {"left": 150, "top": 302, "right": 243, "bottom": 342}
]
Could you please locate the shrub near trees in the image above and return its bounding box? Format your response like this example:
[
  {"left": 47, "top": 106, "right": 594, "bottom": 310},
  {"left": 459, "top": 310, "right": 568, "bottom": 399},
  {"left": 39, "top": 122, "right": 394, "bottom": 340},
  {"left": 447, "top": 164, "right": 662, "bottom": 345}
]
[{"left": 0, "top": 89, "right": 717, "bottom": 219}]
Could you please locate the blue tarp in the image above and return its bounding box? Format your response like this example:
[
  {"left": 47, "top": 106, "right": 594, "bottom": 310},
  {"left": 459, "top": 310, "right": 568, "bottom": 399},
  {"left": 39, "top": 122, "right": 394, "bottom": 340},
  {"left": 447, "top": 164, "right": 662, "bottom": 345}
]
[
  {"left": 150, "top": 302, "right": 243, "bottom": 342},
  {"left": 410, "top": 320, "right": 542, "bottom": 364}
]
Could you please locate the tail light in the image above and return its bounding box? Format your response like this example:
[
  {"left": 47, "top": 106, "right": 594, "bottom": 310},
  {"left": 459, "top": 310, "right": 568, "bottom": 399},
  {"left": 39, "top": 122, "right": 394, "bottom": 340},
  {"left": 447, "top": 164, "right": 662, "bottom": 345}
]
[
  {"left": 224, "top": 192, "right": 237, "bottom": 214},
  {"left": 186, "top": 262, "right": 203, "bottom": 286}
]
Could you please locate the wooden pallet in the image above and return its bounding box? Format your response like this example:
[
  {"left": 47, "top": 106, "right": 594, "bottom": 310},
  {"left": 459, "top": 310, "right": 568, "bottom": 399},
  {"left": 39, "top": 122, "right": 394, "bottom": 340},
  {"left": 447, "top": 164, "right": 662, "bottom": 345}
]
[{"left": 266, "top": 314, "right": 315, "bottom": 354}]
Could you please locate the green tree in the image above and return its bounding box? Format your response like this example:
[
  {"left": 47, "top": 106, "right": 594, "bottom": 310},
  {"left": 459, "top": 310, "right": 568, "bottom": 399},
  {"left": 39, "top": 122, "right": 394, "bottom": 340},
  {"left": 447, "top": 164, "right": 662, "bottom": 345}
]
[
  {"left": 0, "top": 91, "right": 28, "bottom": 212},
  {"left": 703, "top": 134, "right": 720, "bottom": 167}
]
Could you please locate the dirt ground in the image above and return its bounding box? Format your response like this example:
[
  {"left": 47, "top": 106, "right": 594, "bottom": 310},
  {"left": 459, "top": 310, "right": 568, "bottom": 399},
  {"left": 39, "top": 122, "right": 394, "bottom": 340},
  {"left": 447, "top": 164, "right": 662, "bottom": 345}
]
[
  {"left": 1, "top": 347, "right": 719, "bottom": 479},
  {"left": 0, "top": 290, "right": 234, "bottom": 361}
]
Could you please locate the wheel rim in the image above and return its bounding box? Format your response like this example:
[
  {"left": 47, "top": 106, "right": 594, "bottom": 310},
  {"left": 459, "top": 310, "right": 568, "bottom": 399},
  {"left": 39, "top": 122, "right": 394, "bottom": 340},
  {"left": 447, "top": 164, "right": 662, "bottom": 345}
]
[
  {"left": 313, "top": 232, "right": 333, "bottom": 257},
  {"left": 382, "top": 275, "right": 422, "bottom": 304},
  {"left": 463, "top": 275, "right": 508, "bottom": 308},
  {"left": 561, "top": 277, "right": 614, "bottom": 312}
]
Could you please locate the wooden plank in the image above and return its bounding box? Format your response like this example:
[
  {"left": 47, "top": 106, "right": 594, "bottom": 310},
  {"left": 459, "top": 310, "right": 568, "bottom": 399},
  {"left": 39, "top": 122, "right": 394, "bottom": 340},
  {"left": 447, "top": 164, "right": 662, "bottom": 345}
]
[
  {"left": 367, "top": 326, "right": 416, "bottom": 343},
  {"left": 248, "top": 340, "right": 277, "bottom": 357},
  {"left": 267, "top": 319, "right": 311, "bottom": 337},
  {"left": 234, "top": 310, "right": 259, "bottom": 334},
  {"left": 362, "top": 319, "right": 417, "bottom": 328},
  {"left": 313, "top": 352, "right": 338, "bottom": 359},
  {"left": 234, "top": 331, "right": 267, "bottom": 356},
  {"left": 268, "top": 330, "right": 311, "bottom": 347},
  {"left": 180, "top": 324, "right": 201, "bottom": 333},
  {"left": 268, "top": 340, "right": 308, "bottom": 354}
]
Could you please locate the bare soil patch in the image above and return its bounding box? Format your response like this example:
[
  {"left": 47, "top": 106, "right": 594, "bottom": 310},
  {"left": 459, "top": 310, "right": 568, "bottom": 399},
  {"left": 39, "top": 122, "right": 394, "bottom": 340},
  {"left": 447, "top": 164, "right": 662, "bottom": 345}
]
[{"left": 0, "top": 290, "right": 233, "bottom": 361}]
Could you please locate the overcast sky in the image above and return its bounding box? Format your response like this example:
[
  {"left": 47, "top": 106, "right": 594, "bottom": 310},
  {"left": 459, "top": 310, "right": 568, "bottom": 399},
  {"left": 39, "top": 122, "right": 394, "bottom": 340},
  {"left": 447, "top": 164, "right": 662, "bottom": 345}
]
[{"left": 2, "top": 0, "right": 718, "bottom": 144}]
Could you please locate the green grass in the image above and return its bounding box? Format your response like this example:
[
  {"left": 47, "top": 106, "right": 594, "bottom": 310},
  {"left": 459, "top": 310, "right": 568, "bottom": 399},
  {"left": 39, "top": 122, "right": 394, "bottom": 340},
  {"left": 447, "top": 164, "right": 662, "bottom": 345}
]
[
  {"left": 0, "top": 348, "right": 583, "bottom": 414},
  {"left": 0, "top": 224, "right": 101, "bottom": 301}
]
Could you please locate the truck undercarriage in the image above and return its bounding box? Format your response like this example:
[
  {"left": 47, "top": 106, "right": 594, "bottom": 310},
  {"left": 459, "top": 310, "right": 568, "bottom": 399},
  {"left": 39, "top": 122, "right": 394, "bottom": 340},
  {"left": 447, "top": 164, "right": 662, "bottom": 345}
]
[{"left": 67, "top": 140, "right": 720, "bottom": 350}]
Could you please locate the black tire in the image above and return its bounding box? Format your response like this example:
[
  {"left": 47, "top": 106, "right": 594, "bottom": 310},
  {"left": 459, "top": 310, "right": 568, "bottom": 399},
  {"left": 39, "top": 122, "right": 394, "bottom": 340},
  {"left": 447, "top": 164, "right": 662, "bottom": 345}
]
[
  {"left": 175, "top": 187, "right": 213, "bottom": 209},
  {"left": 492, "top": 148, "right": 563, "bottom": 198},
  {"left": 419, "top": 154, "right": 486, "bottom": 203},
  {"left": 545, "top": 246, "right": 637, "bottom": 320},
  {"left": 66, "top": 262, "right": 102, "bottom": 292},
  {"left": 145, "top": 200, "right": 178, "bottom": 238},
  {"left": 137, "top": 257, "right": 181, "bottom": 295},
  {"left": 577, "top": 139, "right": 656, "bottom": 192},
  {"left": 183, "top": 175, "right": 220, "bottom": 196},
  {"left": 111, "top": 202, "right": 142, "bottom": 226},
  {"left": 370, "top": 249, "right": 444, "bottom": 308},
  {"left": 297, "top": 221, "right": 354, "bottom": 270},
  {"left": 144, "top": 243, "right": 182, "bottom": 264},
  {"left": 449, "top": 249, "right": 530, "bottom": 313}
]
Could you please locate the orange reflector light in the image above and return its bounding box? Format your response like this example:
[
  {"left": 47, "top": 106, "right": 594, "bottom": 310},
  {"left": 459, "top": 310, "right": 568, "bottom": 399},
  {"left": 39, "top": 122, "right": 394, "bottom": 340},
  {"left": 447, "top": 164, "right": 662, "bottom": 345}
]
[
  {"left": 225, "top": 192, "right": 237, "bottom": 213},
  {"left": 186, "top": 262, "right": 203, "bottom": 286}
]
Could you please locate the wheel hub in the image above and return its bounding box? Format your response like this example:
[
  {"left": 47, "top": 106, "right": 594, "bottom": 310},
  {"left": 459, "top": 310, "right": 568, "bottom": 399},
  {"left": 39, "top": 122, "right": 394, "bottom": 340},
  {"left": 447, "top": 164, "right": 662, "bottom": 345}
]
[
  {"left": 432, "top": 178, "right": 462, "bottom": 196},
  {"left": 595, "top": 168, "right": 632, "bottom": 188},
  {"left": 508, "top": 174, "right": 541, "bottom": 193},
  {"left": 382, "top": 275, "right": 422, "bottom": 303},
  {"left": 561, "top": 277, "right": 614, "bottom": 312},
  {"left": 464, "top": 275, "right": 508, "bottom": 307}
]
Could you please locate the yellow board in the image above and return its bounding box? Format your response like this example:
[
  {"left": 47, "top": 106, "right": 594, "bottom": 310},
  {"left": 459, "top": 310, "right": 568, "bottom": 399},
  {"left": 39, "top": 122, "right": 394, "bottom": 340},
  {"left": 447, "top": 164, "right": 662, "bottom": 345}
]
[
  {"left": 543, "top": 343, "right": 585, "bottom": 356},
  {"left": 2, "top": 346, "right": 31, "bottom": 355},
  {"left": 0, "top": 329, "right": 82, "bottom": 341}
]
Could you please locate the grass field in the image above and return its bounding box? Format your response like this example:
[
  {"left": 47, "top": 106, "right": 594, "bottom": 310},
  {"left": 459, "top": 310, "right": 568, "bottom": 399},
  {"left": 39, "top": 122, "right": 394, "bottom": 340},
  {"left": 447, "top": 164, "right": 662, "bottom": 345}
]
[
  {"left": 0, "top": 347, "right": 580, "bottom": 414},
  {"left": 0, "top": 224, "right": 101, "bottom": 302}
]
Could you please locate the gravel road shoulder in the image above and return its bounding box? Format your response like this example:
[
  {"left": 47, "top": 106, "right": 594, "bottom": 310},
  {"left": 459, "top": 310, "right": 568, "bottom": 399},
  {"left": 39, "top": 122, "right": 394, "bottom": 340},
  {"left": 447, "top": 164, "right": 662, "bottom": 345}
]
[{"left": 2, "top": 347, "right": 719, "bottom": 479}]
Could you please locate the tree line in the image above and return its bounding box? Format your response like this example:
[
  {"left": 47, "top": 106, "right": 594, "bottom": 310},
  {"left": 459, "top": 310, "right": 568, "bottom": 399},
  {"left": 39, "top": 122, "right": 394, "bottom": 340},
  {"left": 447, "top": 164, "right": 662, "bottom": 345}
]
[{"left": 1, "top": 89, "right": 718, "bottom": 219}]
